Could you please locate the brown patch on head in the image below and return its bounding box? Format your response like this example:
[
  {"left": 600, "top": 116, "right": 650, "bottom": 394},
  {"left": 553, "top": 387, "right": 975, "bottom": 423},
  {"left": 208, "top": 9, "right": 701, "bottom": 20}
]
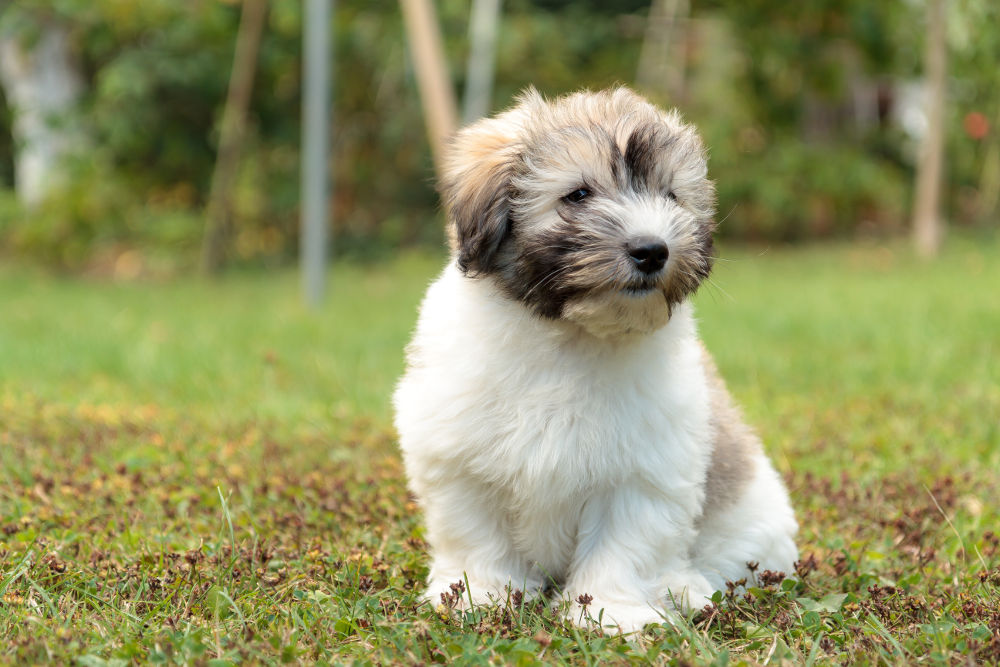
[
  {"left": 623, "top": 123, "right": 675, "bottom": 194},
  {"left": 439, "top": 111, "right": 525, "bottom": 275},
  {"left": 700, "top": 344, "right": 760, "bottom": 517}
]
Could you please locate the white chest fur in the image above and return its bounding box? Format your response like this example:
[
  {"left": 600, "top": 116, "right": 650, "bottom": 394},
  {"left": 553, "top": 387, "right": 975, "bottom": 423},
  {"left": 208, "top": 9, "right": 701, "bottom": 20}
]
[{"left": 394, "top": 264, "right": 713, "bottom": 577}]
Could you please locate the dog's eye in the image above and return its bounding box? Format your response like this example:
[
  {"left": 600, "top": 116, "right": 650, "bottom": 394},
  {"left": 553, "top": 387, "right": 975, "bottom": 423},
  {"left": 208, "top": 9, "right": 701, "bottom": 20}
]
[
  {"left": 563, "top": 188, "right": 590, "bottom": 204},
  {"left": 666, "top": 191, "right": 677, "bottom": 202}
]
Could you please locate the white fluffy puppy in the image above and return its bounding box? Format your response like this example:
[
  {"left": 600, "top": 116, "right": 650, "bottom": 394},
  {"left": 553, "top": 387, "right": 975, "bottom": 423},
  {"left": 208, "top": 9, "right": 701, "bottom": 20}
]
[{"left": 393, "top": 87, "right": 798, "bottom": 633}]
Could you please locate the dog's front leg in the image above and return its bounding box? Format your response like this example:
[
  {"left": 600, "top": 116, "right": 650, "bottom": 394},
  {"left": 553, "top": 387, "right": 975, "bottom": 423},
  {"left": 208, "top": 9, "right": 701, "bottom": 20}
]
[
  {"left": 563, "top": 485, "right": 715, "bottom": 634},
  {"left": 419, "top": 476, "right": 538, "bottom": 609}
]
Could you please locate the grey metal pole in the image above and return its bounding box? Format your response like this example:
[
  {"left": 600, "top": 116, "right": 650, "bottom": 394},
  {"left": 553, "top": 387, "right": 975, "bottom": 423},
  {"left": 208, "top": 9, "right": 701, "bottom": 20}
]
[
  {"left": 462, "top": 0, "right": 501, "bottom": 125},
  {"left": 301, "top": 0, "right": 332, "bottom": 307}
]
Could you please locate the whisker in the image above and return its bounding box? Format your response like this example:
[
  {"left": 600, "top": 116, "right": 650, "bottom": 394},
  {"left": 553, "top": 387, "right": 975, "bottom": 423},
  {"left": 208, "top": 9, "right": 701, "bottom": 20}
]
[
  {"left": 518, "top": 244, "right": 579, "bottom": 257},
  {"left": 700, "top": 275, "right": 734, "bottom": 303},
  {"left": 716, "top": 205, "right": 737, "bottom": 227},
  {"left": 522, "top": 265, "right": 573, "bottom": 301}
]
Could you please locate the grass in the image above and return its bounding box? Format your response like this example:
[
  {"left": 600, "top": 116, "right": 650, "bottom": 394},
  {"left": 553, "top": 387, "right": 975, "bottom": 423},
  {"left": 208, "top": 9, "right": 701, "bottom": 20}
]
[{"left": 1, "top": 234, "right": 998, "bottom": 665}]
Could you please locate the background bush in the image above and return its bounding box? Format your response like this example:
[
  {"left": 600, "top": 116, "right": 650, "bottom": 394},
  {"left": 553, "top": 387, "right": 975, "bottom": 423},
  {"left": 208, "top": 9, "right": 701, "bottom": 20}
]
[{"left": 0, "top": 0, "right": 996, "bottom": 271}]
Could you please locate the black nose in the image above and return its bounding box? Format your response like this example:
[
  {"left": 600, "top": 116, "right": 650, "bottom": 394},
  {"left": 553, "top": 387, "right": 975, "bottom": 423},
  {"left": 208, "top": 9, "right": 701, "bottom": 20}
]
[{"left": 626, "top": 237, "right": 668, "bottom": 274}]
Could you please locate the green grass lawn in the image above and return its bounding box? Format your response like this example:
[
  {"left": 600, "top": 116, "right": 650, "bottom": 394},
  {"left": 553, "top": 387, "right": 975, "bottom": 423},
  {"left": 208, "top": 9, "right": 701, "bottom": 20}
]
[{"left": 1, "top": 235, "right": 998, "bottom": 665}]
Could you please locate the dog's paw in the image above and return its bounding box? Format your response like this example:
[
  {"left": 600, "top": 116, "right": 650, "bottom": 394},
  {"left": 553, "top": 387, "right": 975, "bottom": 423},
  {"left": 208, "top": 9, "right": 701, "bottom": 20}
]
[
  {"left": 566, "top": 595, "right": 676, "bottom": 635},
  {"left": 661, "top": 571, "right": 716, "bottom": 612},
  {"left": 425, "top": 576, "right": 534, "bottom": 612}
]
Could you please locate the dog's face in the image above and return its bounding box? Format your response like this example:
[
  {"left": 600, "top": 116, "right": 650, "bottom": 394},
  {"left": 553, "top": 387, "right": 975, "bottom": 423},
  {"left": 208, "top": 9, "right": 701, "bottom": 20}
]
[{"left": 440, "top": 87, "right": 716, "bottom": 338}]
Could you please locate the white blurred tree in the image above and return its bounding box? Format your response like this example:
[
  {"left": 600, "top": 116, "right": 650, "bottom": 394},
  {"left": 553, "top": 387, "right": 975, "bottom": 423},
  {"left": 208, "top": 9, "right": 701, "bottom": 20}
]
[
  {"left": 0, "top": 19, "right": 84, "bottom": 207},
  {"left": 637, "top": 0, "right": 688, "bottom": 104},
  {"left": 462, "top": 0, "right": 501, "bottom": 125}
]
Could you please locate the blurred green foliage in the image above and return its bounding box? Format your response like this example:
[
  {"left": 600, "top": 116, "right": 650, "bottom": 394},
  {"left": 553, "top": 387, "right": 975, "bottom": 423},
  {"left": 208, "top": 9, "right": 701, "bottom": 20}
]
[{"left": 0, "top": 0, "right": 996, "bottom": 272}]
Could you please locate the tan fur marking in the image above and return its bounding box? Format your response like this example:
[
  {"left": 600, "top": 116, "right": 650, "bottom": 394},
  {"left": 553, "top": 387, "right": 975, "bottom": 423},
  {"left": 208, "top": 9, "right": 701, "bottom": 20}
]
[{"left": 700, "top": 343, "right": 759, "bottom": 517}]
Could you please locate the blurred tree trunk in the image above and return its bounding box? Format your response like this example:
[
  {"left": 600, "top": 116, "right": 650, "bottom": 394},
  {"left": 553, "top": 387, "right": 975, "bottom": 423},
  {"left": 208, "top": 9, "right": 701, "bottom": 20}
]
[
  {"left": 977, "top": 106, "right": 1000, "bottom": 219},
  {"left": 912, "top": 0, "right": 947, "bottom": 258},
  {"left": 462, "top": 0, "right": 502, "bottom": 125},
  {"left": 636, "top": 0, "right": 688, "bottom": 104},
  {"left": 0, "top": 20, "right": 84, "bottom": 208},
  {"left": 201, "top": 0, "right": 269, "bottom": 275},
  {"left": 400, "top": 0, "right": 457, "bottom": 178}
]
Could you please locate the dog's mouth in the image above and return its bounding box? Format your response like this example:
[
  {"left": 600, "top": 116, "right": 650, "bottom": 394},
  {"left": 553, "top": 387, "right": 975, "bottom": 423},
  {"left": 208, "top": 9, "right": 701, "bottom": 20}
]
[{"left": 621, "top": 279, "right": 662, "bottom": 296}]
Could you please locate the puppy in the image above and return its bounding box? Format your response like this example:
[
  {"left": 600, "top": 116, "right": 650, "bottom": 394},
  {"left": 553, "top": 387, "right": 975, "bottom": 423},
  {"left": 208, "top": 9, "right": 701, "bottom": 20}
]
[{"left": 393, "top": 87, "right": 798, "bottom": 633}]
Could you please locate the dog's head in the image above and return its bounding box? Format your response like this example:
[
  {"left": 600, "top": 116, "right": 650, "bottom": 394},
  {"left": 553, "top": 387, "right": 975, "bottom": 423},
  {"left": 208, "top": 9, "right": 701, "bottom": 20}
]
[{"left": 440, "top": 87, "right": 716, "bottom": 338}]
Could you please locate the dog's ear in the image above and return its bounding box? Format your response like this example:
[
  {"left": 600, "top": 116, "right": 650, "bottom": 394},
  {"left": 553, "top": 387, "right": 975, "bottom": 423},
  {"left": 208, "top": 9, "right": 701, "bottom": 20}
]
[{"left": 439, "top": 117, "right": 521, "bottom": 275}]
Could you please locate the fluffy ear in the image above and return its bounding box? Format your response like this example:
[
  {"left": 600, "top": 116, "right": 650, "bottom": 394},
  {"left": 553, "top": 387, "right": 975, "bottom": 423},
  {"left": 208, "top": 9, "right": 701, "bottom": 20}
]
[{"left": 439, "top": 116, "right": 521, "bottom": 275}]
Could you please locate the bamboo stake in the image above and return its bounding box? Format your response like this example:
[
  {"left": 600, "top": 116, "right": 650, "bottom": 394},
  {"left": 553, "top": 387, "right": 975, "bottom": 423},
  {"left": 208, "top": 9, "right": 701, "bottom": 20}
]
[
  {"left": 201, "top": 0, "right": 269, "bottom": 275},
  {"left": 400, "top": 0, "right": 458, "bottom": 178},
  {"left": 912, "top": 0, "right": 947, "bottom": 258}
]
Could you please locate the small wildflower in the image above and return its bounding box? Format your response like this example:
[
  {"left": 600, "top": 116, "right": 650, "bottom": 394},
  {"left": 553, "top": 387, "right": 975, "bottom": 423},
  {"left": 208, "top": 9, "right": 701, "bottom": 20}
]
[
  {"left": 510, "top": 588, "right": 523, "bottom": 608},
  {"left": 532, "top": 630, "right": 551, "bottom": 647},
  {"left": 439, "top": 580, "right": 466, "bottom": 609},
  {"left": 794, "top": 553, "right": 819, "bottom": 578},
  {"left": 759, "top": 570, "right": 786, "bottom": 587}
]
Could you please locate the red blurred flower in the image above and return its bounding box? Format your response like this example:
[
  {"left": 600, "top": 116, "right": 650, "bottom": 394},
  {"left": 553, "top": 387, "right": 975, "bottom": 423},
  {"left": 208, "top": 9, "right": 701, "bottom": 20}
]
[{"left": 964, "top": 111, "right": 989, "bottom": 140}]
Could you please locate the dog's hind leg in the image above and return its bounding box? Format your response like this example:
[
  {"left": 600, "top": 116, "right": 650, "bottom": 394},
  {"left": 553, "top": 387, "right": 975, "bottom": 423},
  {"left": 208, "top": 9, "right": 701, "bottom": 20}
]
[{"left": 693, "top": 453, "right": 799, "bottom": 593}]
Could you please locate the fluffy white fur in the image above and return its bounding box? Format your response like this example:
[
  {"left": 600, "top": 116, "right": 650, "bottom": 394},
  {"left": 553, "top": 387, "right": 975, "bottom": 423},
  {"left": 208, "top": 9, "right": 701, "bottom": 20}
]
[{"left": 393, "top": 88, "right": 798, "bottom": 634}]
